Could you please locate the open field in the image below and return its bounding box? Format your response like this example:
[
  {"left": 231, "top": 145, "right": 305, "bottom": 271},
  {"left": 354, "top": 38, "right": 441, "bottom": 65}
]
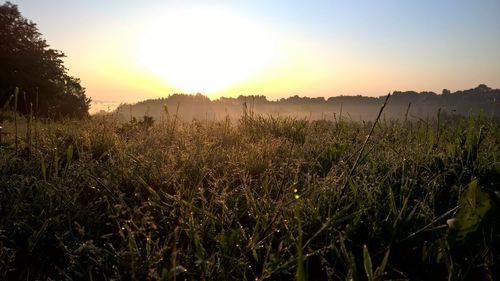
[{"left": 0, "top": 110, "right": 499, "bottom": 280}]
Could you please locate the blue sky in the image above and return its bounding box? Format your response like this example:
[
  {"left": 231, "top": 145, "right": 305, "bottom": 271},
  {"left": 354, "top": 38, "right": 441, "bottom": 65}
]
[{"left": 9, "top": 0, "right": 500, "bottom": 102}]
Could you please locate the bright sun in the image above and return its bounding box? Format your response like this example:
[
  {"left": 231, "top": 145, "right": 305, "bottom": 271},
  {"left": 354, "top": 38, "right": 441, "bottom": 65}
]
[{"left": 135, "top": 7, "right": 281, "bottom": 95}]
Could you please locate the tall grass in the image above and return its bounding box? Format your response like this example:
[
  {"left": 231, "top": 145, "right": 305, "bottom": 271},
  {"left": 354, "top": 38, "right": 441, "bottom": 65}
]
[{"left": 0, "top": 110, "right": 499, "bottom": 280}]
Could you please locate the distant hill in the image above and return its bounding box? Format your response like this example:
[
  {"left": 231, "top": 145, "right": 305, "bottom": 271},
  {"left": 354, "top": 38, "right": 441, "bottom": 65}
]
[{"left": 112, "top": 84, "right": 499, "bottom": 121}]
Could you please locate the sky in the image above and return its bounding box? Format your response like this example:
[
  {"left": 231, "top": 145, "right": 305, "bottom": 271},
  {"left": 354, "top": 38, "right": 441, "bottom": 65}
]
[{"left": 10, "top": 0, "right": 500, "bottom": 103}]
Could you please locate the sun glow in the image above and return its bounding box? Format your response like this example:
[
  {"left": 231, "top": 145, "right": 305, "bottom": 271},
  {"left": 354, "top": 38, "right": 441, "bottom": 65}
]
[{"left": 134, "top": 7, "right": 283, "bottom": 95}]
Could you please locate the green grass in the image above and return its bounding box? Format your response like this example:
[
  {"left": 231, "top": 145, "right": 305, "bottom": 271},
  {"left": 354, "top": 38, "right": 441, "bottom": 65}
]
[{"left": 0, "top": 111, "right": 499, "bottom": 280}]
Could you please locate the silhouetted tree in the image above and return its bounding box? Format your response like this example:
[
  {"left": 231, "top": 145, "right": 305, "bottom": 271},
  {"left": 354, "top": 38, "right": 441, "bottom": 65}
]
[{"left": 0, "top": 1, "right": 90, "bottom": 118}]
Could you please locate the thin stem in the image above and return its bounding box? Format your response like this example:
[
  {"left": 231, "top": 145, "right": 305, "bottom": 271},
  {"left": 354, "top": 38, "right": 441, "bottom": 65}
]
[{"left": 339, "top": 93, "right": 392, "bottom": 199}]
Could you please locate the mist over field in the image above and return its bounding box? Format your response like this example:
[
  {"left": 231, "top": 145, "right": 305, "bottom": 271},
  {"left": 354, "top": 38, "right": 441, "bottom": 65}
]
[
  {"left": 89, "top": 101, "right": 121, "bottom": 115},
  {"left": 112, "top": 84, "right": 500, "bottom": 122}
]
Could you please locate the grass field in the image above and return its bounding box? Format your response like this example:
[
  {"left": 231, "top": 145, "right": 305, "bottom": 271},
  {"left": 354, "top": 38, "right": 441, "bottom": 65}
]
[{"left": 0, "top": 109, "right": 499, "bottom": 280}]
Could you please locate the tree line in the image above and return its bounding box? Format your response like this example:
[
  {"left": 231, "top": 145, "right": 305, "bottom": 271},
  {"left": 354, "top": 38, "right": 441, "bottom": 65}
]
[{"left": 117, "top": 85, "right": 499, "bottom": 121}]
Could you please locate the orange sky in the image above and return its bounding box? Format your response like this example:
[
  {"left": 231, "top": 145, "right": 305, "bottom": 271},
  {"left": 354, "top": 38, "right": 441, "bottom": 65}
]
[{"left": 14, "top": 1, "right": 500, "bottom": 103}]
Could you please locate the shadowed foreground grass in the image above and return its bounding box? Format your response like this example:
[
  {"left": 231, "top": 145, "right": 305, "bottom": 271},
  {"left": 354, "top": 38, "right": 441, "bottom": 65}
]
[{"left": 0, "top": 113, "right": 499, "bottom": 280}]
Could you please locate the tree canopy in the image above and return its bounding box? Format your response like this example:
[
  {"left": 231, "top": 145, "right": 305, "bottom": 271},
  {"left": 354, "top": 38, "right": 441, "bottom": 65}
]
[{"left": 0, "top": 1, "right": 90, "bottom": 118}]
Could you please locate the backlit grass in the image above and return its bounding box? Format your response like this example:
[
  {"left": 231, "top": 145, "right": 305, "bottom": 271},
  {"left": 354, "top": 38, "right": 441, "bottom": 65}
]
[{"left": 0, "top": 111, "right": 499, "bottom": 280}]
